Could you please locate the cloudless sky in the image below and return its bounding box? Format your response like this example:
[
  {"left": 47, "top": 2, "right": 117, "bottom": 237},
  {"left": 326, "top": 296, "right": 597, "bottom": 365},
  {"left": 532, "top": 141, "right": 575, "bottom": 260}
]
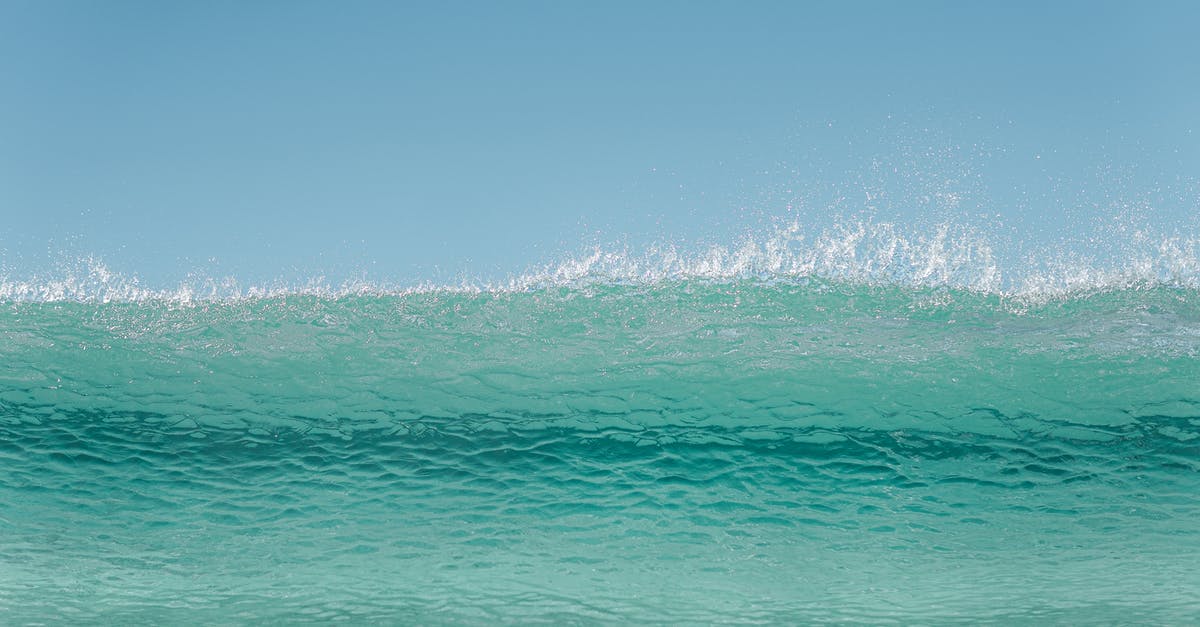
[{"left": 2, "top": 1, "right": 1198, "bottom": 286}]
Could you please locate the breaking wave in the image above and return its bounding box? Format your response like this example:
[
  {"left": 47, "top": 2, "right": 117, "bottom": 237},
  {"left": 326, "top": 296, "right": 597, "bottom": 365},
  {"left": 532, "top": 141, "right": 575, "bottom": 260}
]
[{"left": 2, "top": 219, "right": 1199, "bottom": 623}]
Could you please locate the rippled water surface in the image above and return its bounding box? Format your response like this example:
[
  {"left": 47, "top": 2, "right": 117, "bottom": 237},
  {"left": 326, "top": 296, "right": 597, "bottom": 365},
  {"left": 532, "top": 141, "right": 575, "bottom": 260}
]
[{"left": 2, "top": 281, "right": 1199, "bottom": 623}]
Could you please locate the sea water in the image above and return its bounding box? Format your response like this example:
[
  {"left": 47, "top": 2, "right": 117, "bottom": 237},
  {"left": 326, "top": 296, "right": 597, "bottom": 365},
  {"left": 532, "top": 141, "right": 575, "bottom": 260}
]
[{"left": 1, "top": 225, "right": 1199, "bottom": 623}]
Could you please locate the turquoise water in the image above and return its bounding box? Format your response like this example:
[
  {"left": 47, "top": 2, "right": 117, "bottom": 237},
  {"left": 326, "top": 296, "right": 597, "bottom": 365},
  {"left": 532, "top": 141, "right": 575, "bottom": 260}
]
[{"left": 2, "top": 260, "right": 1200, "bottom": 622}]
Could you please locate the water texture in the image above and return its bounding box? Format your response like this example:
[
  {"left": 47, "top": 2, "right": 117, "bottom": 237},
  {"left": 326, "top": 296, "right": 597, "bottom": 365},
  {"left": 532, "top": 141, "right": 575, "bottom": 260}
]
[{"left": 2, "top": 240, "right": 1200, "bottom": 622}]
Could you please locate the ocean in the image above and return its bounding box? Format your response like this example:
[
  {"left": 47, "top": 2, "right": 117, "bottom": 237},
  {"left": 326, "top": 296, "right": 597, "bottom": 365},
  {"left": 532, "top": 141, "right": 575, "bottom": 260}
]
[{"left": 2, "top": 226, "right": 1199, "bottom": 623}]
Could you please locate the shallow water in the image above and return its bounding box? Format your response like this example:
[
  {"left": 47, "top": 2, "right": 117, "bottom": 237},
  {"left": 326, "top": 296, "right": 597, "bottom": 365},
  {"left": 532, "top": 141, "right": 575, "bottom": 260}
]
[{"left": 2, "top": 280, "right": 1199, "bottom": 623}]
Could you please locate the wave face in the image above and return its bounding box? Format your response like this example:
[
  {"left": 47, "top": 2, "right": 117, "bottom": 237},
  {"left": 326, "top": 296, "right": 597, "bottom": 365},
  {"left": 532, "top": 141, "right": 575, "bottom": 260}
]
[{"left": 3, "top": 278, "right": 1200, "bottom": 623}]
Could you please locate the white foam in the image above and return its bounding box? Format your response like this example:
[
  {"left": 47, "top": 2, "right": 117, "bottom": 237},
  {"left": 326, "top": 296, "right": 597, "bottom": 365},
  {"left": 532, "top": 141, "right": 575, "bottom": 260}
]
[{"left": 2, "top": 220, "right": 1198, "bottom": 303}]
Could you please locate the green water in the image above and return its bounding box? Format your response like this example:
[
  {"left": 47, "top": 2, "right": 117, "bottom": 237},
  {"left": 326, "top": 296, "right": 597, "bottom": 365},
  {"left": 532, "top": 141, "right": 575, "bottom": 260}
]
[{"left": 2, "top": 281, "right": 1198, "bottom": 623}]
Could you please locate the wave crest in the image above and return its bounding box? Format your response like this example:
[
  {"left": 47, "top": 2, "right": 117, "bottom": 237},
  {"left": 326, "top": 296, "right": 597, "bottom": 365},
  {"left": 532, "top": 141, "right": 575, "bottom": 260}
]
[{"left": 3, "top": 220, "right": 1200, "bottom": 303}]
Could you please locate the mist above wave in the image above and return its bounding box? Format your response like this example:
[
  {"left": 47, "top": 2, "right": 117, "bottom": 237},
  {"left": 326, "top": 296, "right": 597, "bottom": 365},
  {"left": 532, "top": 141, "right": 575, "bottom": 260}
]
[{"left": 2, "top": 220, "right": 1199, "bottom": 303}]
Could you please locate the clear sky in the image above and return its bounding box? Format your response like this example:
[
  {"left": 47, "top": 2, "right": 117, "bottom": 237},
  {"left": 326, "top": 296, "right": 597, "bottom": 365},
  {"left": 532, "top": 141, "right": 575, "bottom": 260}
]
[{"left": 3, "top": 1, "right": 1198, "bottom": 286}]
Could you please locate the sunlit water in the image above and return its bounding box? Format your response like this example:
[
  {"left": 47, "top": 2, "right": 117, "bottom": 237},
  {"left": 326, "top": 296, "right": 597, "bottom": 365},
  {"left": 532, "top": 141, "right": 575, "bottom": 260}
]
[{"left": 2, "top": 224, "right": 1199, "bottom": 623}]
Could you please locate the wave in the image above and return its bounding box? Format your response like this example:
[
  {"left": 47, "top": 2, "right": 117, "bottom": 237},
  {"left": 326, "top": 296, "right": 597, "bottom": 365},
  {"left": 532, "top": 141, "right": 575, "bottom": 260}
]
[
  {"left": 3, "top": 220, "right": 1199, "bottom": 439},
  {"left": 4, "top": 222, "right": 1200, "bottom": 622}
]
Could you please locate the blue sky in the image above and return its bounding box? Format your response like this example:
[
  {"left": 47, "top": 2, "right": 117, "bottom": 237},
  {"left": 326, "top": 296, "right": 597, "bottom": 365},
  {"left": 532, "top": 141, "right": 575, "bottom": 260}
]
[{"left": 3, "top": 1, "right": 1198, "bottom": 286}]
